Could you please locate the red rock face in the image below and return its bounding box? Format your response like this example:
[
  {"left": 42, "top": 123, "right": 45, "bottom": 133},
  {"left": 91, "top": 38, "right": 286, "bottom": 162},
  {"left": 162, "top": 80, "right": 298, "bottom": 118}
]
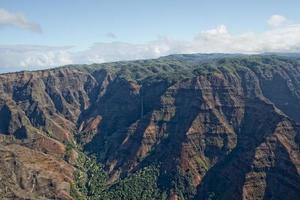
[
  {"left": 0, "top": 55, "right": 300, "bottom": 199},
  {"left": 0, "top": 141, "right": 74, "bottom": 199}
]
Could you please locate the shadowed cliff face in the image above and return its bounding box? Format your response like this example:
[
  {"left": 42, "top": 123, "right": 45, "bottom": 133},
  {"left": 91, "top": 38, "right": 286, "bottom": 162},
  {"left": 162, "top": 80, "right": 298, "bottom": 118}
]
[{"left": 0, "top": 55, "right": 300, "bottom": 199}]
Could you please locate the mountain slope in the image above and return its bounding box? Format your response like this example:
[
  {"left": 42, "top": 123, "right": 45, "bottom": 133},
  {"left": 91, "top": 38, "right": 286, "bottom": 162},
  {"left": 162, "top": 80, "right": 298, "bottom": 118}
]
[{"left": 0, "top": 54, "right": 299, "bottom": 199}]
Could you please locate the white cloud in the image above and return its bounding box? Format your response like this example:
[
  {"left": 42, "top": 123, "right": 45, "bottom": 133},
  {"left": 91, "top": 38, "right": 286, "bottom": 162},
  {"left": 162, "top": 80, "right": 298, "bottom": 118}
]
[
  {"left": 0, "top": 8, "right": 42, "bottom": 33},
  {"left": 268, "top": 15, "right": 287, "bottom": 28},
  {"left": 0, "top": 45, "right": 72, "bottom": 72},
  {"left": 190, "top": 23, "right": 300, "bottom": 53},
  {"left": 1, "top": 14, "right": 300, "bottom": 73},
  {"left": 73, "top": 40, "right": 177, "bottom": 64}
]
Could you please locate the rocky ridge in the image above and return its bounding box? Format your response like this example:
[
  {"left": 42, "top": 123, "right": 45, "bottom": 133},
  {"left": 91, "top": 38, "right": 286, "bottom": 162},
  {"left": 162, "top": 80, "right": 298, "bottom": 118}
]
[{"left": 0, "top": 54, "right": 299, "bottom": 199}]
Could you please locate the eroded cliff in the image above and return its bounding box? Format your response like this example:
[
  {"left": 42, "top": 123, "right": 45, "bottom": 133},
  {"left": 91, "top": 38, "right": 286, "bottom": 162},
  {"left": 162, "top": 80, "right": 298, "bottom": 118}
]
[{"left": 0, "top": 54, "right": 299, "bottom": 199}]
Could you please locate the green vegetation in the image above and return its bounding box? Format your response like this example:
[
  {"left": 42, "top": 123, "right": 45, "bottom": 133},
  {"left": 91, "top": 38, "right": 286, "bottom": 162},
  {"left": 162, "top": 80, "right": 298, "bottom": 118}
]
[
  {"left": 102, "top": 166, "right": 167, "bottom": 200},
  {"left": 71, "top": 153, "right": 107, "bottom": 200},
  {"left": 70, "top": 145, "right": 166, "bottom": 200},
  {"left": 159, "top": 167, "right": 197, "bottom": 200},
  {"left": 70, "top": 182, "right": 86, "bottom": 200}
]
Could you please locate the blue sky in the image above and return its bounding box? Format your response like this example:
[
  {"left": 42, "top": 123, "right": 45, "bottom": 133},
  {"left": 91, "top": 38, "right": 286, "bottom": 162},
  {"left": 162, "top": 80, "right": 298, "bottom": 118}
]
[{"left": 1, "top": 0, "right": 300, "bottom": 72}]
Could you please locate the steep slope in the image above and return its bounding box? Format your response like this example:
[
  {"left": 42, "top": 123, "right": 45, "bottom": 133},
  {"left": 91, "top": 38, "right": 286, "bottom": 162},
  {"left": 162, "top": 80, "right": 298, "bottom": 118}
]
[
  {"left": 0, "top": 54, "right": 299, "bottom": 199},
  {"left": 0, "top": 138, "right": 74, "bottom": 200}
]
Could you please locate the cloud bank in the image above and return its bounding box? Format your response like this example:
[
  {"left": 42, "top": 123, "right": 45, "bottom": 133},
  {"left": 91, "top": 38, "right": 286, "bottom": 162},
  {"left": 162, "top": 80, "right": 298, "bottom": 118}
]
[
  {"left": 0, "top": 9, "right": 42, "bottom": 33},
  {"left": 1, "top": 14, "right": 300, "bottom": 73}
]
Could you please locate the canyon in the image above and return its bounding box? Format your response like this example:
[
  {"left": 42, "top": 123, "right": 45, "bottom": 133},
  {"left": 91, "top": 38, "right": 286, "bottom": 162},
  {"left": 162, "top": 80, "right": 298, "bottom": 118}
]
[{"left": 0, "top": 54, "right": 299, "bottom": 199}]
